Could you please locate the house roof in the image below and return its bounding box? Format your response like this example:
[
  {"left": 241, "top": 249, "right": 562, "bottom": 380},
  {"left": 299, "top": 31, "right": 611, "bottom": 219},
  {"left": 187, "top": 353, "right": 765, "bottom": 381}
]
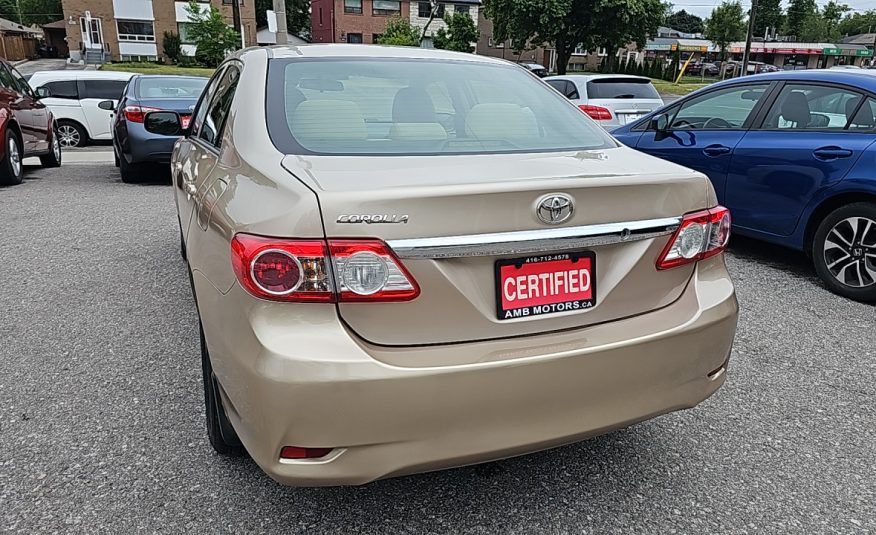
[
  {"left": 841, "top": 33, "right": 875, "bottom": 45},
  {"left": 0, "top": 16, "right": 40, "bottom": 35},
  {"left": 42, "top": 19, "right": 68, "bottom": 30}
]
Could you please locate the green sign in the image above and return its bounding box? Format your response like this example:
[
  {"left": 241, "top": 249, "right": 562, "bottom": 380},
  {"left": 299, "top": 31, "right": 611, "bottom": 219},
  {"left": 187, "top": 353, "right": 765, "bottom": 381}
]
[{"left": 823, "top": 47, "right": 873, "bottom": 56}]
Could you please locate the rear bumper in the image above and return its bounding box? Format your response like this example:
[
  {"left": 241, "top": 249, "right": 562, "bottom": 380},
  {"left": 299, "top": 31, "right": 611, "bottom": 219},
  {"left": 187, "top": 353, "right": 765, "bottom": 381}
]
[
  {"left": 123, "top": 122, "right": 178, "bottom": 164},
  {"left": 196, "top": 255, "right": 738, "bottom": 486}
]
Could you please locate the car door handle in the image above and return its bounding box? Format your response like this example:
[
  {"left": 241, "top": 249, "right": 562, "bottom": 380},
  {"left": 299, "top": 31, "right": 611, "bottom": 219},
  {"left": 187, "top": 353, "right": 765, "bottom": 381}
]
[
  {"left": 702, "top": 144, "right": 731, "bottom": 156},
  {"left": 813, "top": 147, "right": 853, "bottom": 160}
]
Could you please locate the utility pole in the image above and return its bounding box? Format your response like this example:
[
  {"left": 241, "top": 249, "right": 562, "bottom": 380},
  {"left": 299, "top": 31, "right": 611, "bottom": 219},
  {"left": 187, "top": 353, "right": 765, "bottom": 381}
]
[
  {"left": 741, "top": 0, "right": 758, "bottom": 76},
  {"left": 273, "top": 0, "right": 289, "bottom": 44}
]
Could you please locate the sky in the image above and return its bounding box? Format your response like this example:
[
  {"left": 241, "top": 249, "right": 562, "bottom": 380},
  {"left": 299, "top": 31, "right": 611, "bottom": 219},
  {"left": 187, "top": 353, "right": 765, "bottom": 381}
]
[{"left": 672, "top": 0, "right": 876, "bottom": 19}]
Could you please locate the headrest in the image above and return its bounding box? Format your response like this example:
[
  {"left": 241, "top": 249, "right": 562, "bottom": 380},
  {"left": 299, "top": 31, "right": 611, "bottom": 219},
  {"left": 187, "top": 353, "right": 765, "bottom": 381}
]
[
  {"left": 780, "top": 91, "right": 811, "bottom": 126},
  {"left": 392, "top": 87, "right": 437, "bottom": 123}
]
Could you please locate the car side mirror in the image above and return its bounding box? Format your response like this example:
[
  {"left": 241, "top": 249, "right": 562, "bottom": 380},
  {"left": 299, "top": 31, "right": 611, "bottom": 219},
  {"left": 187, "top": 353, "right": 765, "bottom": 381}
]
[
  {"left": 35, "top": 86, "right": 51, "bottom": 98},
  {"left": 144, "top": 111, "right": 184, "bottom": 136},
  {"left": 98, "top": 100, "right": 115, "bottom": 111},
  {"left": 650, "top": 113, "right": 669, "bottom": 132}
]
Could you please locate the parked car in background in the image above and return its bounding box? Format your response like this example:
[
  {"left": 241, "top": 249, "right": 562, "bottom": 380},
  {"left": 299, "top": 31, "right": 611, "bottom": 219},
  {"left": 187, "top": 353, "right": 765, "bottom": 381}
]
[
  {"left": 544, "top": 74, "right": 664, "bottom": 129},
  {"left": 612, "top": 70, "right": 876, "bottom": 301},
  {"left": 723, "top": 61, "right": 780, "bottom": 76},
  {"left": 107, "top": 75, "right": 207, "bottom": 182},
  {"left": 144, "top": 45, "right": 738, "bottom": 486},
  {"left": 0, "top": 59, "right": 62, "bottom": 186},
  {"left": 686, "top": 61, "right": 720, "bottom": 76},
  {"left": 520, "top": 63, "right": 549, "bottom": 77},
  {"left": 28, "top": 70, "right": 134, "bottom": 148}
]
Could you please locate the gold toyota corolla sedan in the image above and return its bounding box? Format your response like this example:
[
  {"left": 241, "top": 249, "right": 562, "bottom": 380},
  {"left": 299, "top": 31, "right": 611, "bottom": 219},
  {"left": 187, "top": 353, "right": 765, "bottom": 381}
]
[{"left": 145, "top": 45, "right": 738, "bottom": 486}]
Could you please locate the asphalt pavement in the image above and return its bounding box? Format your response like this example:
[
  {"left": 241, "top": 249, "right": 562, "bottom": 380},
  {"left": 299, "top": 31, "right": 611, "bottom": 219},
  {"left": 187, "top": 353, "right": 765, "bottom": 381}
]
[{"left": 1, "top": 160, "right": 874, "bottom": 533}]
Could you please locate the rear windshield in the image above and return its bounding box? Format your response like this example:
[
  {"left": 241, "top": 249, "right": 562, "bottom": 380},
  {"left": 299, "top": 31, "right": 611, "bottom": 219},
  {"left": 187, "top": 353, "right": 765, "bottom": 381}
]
[
  {"left": 136, "top": 77, "right": 207, "bottom": 99},
  {"left": 586, "top": 78, "right": 660, "bottom": 99},
  {"left": 266, "top": 58, "right": 616, "bottom": 156}
]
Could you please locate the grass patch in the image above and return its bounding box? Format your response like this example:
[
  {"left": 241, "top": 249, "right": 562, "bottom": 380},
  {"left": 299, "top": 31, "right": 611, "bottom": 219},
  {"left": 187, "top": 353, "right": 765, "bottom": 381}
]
[
  {"left": 651, "top": 76, "right": 717, "bottom": 96},
  {"left": 100, "top": 62, "right": 215, "bottom": 77}
]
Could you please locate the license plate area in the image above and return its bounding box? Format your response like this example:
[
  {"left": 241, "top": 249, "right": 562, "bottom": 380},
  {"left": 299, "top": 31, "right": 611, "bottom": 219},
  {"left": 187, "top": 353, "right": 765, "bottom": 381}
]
[{"left": 495, "top": 252, "right": 596, "bottom": 320}]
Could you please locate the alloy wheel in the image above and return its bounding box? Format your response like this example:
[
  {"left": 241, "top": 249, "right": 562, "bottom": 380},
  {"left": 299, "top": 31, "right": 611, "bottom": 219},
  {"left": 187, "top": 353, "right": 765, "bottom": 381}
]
[
  {"left": 823, "top": 216, "right": 876, "bottom": 288},
  {"left": 57, "top": 125, "right": 80, "bottom": 147},
  {"left": 8, "top": 137, "right": 21, "bottom": 177}
]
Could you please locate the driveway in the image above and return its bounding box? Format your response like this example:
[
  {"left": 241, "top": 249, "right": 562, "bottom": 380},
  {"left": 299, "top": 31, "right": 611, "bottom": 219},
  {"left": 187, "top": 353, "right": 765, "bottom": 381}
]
[{"left": 15, "top": 58, "right": 83, "bottom": 76}]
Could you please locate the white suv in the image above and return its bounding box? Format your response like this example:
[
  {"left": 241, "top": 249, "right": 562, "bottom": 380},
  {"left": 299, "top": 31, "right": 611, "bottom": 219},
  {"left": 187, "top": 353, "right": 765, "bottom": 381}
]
[{"left": 28, "top": 70, "right": 135, "bottom": 147}]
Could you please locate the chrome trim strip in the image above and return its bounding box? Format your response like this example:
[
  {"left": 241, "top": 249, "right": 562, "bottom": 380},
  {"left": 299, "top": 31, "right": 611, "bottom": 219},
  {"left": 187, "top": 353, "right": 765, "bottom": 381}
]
[{"left": 388, "top": 217, "right": 682, "bottom": 259}]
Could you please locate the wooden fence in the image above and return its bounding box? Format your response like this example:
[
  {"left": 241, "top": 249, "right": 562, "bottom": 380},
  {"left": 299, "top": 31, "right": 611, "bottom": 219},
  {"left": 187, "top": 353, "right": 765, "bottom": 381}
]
[{"left": 0, "top": 34, "right": 38, "bottom": 61}]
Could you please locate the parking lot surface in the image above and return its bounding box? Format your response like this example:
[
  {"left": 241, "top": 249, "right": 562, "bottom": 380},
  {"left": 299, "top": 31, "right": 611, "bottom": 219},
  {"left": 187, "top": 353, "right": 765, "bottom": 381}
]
[{"left": 1, "top": 162, "right": 874, "bottom": 533}]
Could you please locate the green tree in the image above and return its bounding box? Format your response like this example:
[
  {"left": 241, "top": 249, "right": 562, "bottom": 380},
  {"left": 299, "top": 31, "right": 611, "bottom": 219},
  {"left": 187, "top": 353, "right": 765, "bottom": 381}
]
[
  {"left": 785, "top": 0, "right": 816, "bottom": 39},
  {"left": 838, "top": 10, "right": 876, "bottom": 36},
  {"left": 755, "top": 0, "right": 783, "bottom": 38},
  {"left": 705, "top": 1, "right": 746, "bottom": 60},
  {"left": 375, "top": 16, "right": 421, "bottom": 46},
  {"left": 433, "top": 12, "right": 478, "bottom": 52},
  {"left": 254, "top": 0, "right": 310, "bottom": 36},
  {"left": 665, "top": 9, "right": 704, "bottom": 34},
  {"left": 185, "top": 0, "right": 241, "bottom": 67},
  {"left": 163, "top": 31, "right": 182, "bottom": 63},
  {"left": 822, "top": 1, "right": 850, "bottom": 40},
  {"left": 485, "top": 0, "right": 665, "bottom": 75},
  {"left": 0, "top": 0, "right": 63, "bottom": 25}
]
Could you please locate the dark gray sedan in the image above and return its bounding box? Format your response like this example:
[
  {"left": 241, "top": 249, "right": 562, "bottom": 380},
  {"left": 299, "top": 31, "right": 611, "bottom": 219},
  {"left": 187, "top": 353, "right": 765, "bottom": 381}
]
[{"left": 105, "top": 75, "right": 207, "bottom": 182}]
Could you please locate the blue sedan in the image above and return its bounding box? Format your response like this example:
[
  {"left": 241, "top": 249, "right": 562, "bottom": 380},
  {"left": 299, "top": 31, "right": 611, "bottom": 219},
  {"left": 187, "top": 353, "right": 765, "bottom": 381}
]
[{"left": 612, "top": 70, "right": 876, "bottom": 302}]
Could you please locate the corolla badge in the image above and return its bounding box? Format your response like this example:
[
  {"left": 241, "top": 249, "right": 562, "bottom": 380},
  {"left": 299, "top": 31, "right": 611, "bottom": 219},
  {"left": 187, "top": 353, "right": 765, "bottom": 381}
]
[
  {"left": 337, "top": 214, "right": 409, "bottom": 224},
  {"left": 535, "top": 193, "right": 574, "bottom": 225}
]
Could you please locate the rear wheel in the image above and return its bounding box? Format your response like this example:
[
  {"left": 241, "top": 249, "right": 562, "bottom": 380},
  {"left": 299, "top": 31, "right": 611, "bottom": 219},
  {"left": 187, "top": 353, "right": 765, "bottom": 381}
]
[
  {"left": 200, "top": 322, "right": 245, "bottom": 456},
  {"left": 56, "top": 121, "right": 87, "bottom": 148},
  {"left": 0, "top": 130, "right": 24, "bottom": 186},
  {"left": 40, "top": 129, "right": 62, "bottom": 168},
  {"left": 118, "top": 152, "right": 142, "bottom": 183},
  {"left": 812, "top": 202, "right": 876, "bottom": 302}
]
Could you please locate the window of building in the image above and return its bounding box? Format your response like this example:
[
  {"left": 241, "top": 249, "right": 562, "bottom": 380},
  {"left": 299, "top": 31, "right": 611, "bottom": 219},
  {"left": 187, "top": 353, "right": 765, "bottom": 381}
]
[
  {"left": 347, "top": 33, "right": 363, "bottom": 43},
  {"left": 372, "top": 34, "right": 382, "bottom": 43},
  {"left": 373, "top": 0, "right": 401, "bottom": 15},
  {"left": 344, "top": 0, "right": 362, "bottom": 14},
  {"left": 117, "top": 20, "right": 155, "bottom": 42},
  {"left": 418, "top": 2, "right": 445, "bottom": 17},
  {"left": 178, "top": 22, "right": 195, "bottom": 44},
  {"left": 454, "top": 4, "right": 469, "bottom": 14}
]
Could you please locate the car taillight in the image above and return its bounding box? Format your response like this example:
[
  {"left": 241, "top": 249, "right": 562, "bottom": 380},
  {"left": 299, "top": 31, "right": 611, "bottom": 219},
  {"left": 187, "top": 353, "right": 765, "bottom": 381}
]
[
  {"left": 230, "top": 234, "right": 419, "bottom": 303},
  {"left": 579, "top": 104, "right": 613, "bottom": 120},
  {"left": 656, "top": 206, "right": 731, "bottom": 270},
  {"left": 123, "top": 105, "right": 162, "bottom": 123}
]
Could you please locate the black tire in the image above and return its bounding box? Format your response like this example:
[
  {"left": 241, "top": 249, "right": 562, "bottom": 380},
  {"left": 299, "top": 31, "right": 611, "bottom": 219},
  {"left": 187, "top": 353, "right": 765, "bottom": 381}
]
[
  {"left": 56, "top": 120, "right": 87, "bottom": 148},
  {"left": 118, "top": 152, "right": 142, "bottom": 183},
  {"left": 113, "top": 145, "right": 120, "bottom": 167},
  {"left": 200, "top": 322, "right": 245, "bottom": 456},
  {"left": 812, "top": 202, "right": 876, "bottom": 302},
  {"left": 0, "top": 129, "right": 24, "bottom": 186},
  {"left": 39, "top": 129, "right": 62, "bottom": 168},
  {"left": 179, "top": 227, "right": 187, "bottom": 261}
]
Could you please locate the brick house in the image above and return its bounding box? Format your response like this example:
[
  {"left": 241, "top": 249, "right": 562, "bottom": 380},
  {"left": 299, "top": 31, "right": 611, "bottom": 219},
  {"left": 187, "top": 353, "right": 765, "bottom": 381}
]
[
  {"left": 310, "top": 0, "right": 410, "bottom": 44},
  {"left": 60, "top": 0, "right": 256, "bottom": 63},
  {"left": 475, "top": 10, "right": 550, "bottom": 67}
]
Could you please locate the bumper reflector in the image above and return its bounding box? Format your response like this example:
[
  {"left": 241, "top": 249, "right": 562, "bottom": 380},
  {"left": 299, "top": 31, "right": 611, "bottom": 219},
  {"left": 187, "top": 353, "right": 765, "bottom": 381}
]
[{"left": 279, "top": 446, "right": 333, "bottom": 460}]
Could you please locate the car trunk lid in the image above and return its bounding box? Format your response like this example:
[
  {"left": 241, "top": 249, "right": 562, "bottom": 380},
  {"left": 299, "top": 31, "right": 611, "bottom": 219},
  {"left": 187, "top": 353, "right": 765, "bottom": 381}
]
[
  {"left": 282, "top": 147, "right": 712, "bottom": 346},
  {"left": 585, "top": 77, "right": 663, "bottom": 126}
]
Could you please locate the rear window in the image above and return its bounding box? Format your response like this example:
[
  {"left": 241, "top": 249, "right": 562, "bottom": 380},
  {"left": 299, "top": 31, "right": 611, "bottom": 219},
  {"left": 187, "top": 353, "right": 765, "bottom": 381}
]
[
  {"left": 586, "top": 78, "right": 660, "bottom": 99},
  {"left": 136, "top": 77, "right": 207, "bottom": 99},
  {"left": 266, "top": 58, "right": 615, "bottom": 156}
]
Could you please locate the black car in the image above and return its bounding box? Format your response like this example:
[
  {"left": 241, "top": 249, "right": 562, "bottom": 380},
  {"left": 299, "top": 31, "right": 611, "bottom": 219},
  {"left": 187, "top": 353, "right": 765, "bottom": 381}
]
[{"left": 105, "top": 75, "right": 207, "bottom": 183}]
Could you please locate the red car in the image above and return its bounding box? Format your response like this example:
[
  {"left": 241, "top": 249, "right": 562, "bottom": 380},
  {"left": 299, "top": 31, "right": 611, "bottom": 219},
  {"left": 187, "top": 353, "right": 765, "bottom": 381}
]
[{"left": 0, "top": 59, "right": 61, "bottom": 186}]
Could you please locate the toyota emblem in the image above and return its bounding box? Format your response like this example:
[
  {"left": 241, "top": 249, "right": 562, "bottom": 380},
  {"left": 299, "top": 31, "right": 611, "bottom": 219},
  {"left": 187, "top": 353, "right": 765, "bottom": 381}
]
[{"left": 535, "top": 193, "right": 574, "bottom": 225}]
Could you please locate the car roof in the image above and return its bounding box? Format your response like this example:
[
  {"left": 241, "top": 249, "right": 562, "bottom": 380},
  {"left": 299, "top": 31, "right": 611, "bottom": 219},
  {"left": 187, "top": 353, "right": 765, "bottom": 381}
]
[
  {"left": 27, "top": 70, "right": 136, "bottom": 83},
  {"left": 237, "top": 43, "right": 513, "bottom": 67},
  {"left": 708, "top": 69, "right": 876, "bottom": 94},
  {"left": 545, "top": 74, "right": 652, "bottom": 82}
]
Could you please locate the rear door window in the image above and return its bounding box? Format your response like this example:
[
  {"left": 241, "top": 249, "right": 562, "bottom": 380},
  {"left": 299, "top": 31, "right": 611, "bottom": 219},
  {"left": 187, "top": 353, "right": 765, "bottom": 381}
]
[
  {"left": 199, "top": 65, "right": 240, "bottom": 148},
  {"left": 760, "top": 83, "right": 863, "bottom": 130},
  {"left": 586, "top": 78, "right": 659, "bottom": 99},
  {"left": 81, "top": 79, "right": 128, "bottom": 100},
  {"left": 546, "top": 80, "right": 579, "bottom": 99}
]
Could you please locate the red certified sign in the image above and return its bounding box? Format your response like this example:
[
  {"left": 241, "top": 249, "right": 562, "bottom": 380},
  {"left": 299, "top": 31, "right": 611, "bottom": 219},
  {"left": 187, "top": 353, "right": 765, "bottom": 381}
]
[{"left": 495, "top": 253, "right": 596, "bottom": 320}]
